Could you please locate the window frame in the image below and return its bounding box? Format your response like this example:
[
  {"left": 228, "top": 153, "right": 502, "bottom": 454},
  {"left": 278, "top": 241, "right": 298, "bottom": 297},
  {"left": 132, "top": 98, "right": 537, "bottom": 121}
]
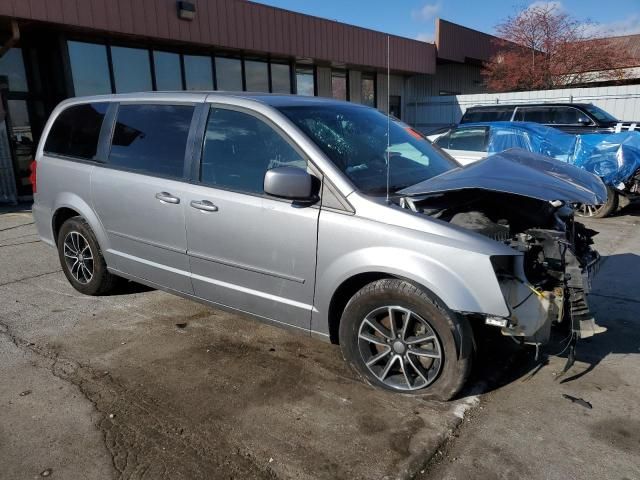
[
  {"left": 189, "top": 103, "right": 320, "bottom": 201},
  {"left": 96, "top": 101, "right": 200, "bottom": 181}
]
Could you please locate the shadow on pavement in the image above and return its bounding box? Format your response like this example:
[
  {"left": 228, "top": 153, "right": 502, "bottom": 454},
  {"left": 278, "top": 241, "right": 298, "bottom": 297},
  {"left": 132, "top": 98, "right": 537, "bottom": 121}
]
[{"left": 0, "top": 202, "right": 32, "bottom": 214}]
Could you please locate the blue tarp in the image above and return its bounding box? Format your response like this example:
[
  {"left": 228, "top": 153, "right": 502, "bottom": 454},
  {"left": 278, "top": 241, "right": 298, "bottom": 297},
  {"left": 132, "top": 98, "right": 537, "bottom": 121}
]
[{"left": 472, "top": 121, "right": 640, "bottom": 186}]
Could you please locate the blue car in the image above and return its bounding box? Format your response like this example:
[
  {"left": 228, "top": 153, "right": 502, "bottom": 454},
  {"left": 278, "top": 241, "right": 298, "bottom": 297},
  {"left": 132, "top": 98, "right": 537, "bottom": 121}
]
[{"left": 429, "top": 122, "right": 640, "bottom": 217}]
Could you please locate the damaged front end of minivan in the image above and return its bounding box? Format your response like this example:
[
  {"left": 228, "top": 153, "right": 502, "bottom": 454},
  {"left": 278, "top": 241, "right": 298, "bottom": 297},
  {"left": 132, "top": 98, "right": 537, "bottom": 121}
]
[{"left": 398, "top": 149, "right": 606, "bottom": 350}]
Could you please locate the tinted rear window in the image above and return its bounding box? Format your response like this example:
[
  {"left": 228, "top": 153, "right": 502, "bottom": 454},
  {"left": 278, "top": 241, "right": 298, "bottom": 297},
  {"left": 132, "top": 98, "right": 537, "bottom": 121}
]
[
  {"left": 44, "top": 103, "right": 108, "bottom": 159},
  {"left": 461, "top": 108, "right": 513, "bottom": 123},
  {"left": 108, "top": 104, "right": 194, "bottom": 179}
]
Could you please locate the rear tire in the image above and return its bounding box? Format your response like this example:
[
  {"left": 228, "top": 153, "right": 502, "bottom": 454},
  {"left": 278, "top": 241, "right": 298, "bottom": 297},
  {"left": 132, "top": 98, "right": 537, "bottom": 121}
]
[
  {"left": 57, "top": 216, "right": 117, "bottom": 296},
  {"left": 338, "top": 279, "right": 474, "bottom": 401},
  {"left": 576, "top": 186, "right": 618, "bottom": 218}
]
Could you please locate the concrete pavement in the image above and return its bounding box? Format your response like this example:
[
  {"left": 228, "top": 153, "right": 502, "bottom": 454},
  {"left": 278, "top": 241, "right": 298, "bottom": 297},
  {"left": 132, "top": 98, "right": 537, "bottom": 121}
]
[
  {"left": 0, "top": 209, "right": 476, "bottom": 480},
  {"left": 418, "top": 208, "right": 640, "bottom": 480},
  {"left": 1, "top": 206, "right": 638, "bottom": 479}
]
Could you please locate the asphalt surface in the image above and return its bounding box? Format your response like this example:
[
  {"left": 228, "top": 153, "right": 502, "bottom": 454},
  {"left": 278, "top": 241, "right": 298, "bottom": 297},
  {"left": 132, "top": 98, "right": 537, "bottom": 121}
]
[
  {"left": 0, "top": 205, "right": 638, "bottom": 479},
  {"left": 0, "top": 207, "right": 477, "bottom": 480}
]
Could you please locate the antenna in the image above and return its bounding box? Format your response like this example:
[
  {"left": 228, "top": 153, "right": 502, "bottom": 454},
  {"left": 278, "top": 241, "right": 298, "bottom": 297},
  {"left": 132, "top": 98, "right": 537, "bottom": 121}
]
[{"left": 385, "top": 35, "right": 391, "bottom": 204}]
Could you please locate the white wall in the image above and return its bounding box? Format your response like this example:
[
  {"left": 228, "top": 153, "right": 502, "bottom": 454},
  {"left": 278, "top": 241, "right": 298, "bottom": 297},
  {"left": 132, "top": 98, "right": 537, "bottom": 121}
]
[{"left": 408, "top": 84, "right": 640, "bottom": 132}]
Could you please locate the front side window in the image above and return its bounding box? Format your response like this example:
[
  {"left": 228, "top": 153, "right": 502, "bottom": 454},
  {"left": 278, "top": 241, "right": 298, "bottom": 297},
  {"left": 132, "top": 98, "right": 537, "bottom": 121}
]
[
  {"left": 582, "top": 104, "right": 617, "bottom": 123},
  {"left": 111, "top": 46, "right": 152, "bottom": 93},
  {"left": 108, "top": 104, "right": 194, "bottom": 178},
  {"left": 201, "top": 108, "right": 306, "bottom": 194},
  {"left": 279, "top": 105, "right": 457, "bottom": 195},
  {"left": 551, "top": 107, "right": 587, "bottom": 125},
  {"left": 67, "top": 41, "right": 111, "bottom": 96},
  {"left": 44, "top": 103, "right": 109, "bottom": 159}
]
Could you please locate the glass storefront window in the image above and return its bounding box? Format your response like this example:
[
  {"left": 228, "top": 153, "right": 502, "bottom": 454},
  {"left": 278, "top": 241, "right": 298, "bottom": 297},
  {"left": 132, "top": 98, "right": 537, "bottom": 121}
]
[
  {"left": 271, "top": 63, "right": 291, "bottom": 94},
  {"left": 244, "top": 60, "right": 269, "bottom": 92},
  {"left": 361, "top": 74, "right": 376, "bottom": 107},
  {"left": 295, "top": 66, "right": 314, "bottom": 96},
  {"left": 67, "top": 41, "right": 111, "bottom": 96},
  {"left": 7, "top": 100, "right": 34, "bottom": 195},
  {"left": 153, "top": 51, "right": 183, "bottom": 90},
  {"left": 215, "top": 57, "right": 242, "bottom": 91},
  {"left": 111, "top": 46, "right": 152, "bottom": 93},
  {"left": 331, "top": 70, "right": 347, "bottom": 100},
  {"left": 184, "top": 55, "right": 213, "bottom": 90},
  {"left": 0, "top": 48, "right": 28, "bottom": 92}
]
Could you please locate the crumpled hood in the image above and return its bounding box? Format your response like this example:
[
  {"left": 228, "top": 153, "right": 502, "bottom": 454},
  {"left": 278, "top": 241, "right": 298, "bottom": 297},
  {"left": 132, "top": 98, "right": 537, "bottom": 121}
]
[{"left": 399, "top": 148, "right": 607, "bottom": 205}]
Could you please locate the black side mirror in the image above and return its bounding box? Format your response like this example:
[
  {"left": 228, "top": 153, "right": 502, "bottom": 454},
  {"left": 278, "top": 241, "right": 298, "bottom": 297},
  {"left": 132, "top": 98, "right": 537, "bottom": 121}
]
[
  {"left": 577, "top": 116, "right": 592, "bottom": 125},
  {"left": 264, "top": 166, "right": 318, "bottom": 201}
]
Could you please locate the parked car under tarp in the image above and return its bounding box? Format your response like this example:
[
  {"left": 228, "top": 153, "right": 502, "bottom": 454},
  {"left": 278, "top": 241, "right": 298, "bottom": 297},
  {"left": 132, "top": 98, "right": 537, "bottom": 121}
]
[{"left": 430, "top": 121, "right": 640, "bottom": 217}]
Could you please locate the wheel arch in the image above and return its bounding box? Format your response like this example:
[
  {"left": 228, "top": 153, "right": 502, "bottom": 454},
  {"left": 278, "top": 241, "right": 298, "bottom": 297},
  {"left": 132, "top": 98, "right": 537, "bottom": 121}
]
[
  {"left": 327, "top": 272, "right": 392, "bottom": 344},
  {"left": 51, "top": 193, "right": 109, "bottom": 250}
]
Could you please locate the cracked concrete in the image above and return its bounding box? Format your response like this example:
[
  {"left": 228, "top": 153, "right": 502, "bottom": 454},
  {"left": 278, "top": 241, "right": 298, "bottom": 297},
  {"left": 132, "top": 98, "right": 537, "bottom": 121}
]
[
  {"left": 0, "top": 210, "right": 477, "bottom": 479},
  {"left": 416, "top": 209, "right": 640, "bottom": 480},
  {"left": 3, "top": 207, "right": 637, "bottom": 480},
  {"left": 0, "top": 329, "right": 114, "bottom": 480}
]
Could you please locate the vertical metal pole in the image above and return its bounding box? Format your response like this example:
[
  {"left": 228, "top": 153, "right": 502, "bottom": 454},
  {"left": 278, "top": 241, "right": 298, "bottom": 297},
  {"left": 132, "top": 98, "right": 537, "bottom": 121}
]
[{"left": 386, "top": 35, "right": 391, "bottom": 204}]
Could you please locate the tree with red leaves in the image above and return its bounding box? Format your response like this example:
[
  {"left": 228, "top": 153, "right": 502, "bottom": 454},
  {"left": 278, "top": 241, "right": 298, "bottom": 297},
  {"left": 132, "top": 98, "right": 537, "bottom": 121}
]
[{"left": 482, "top": 3, "right": 632, "bottom": 92}]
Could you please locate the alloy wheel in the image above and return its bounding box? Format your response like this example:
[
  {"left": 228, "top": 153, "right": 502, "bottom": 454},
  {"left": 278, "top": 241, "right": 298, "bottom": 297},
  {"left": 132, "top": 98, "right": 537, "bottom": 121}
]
[
  {"left": 576, "top": 203, "right": 603, "bottom": 217},
  {"left": 63, "top": 231, "right": 94, "bottom": 284},
  {"left": 357, "top": 306, "right": 443, "bottom": 391}
]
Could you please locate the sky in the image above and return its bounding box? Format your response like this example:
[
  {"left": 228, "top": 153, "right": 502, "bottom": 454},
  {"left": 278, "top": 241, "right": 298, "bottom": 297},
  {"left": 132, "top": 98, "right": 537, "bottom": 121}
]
[{"left": 256, "top": 0, "right": 640, "bottom": 42}]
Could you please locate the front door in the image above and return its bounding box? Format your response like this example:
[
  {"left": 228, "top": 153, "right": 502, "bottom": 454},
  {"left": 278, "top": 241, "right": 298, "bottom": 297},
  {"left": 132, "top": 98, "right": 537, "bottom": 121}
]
[
  {"left": 92, "top": 103, "right": 196, "bottom": 293},
  {"left": 184, "top": 106, "right": 320, "bottom": 330}
]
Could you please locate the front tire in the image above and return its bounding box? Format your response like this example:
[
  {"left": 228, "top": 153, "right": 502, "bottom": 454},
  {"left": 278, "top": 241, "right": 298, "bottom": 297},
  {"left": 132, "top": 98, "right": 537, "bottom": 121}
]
[
  {"left": 576, "top": 186, "right": 618, "bottom": 218},
  {"left": 57, "top": 216, "right": 117, "bottom": 295},
  {"left": 338, "top": 279, "right": 473, "bottom": 401}
]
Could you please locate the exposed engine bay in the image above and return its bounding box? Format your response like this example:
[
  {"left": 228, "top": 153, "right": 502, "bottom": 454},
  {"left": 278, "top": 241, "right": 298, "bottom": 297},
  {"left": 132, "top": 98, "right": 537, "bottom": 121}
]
[{"left": 399, "top": 189, "right": 601, "bottom": 347}]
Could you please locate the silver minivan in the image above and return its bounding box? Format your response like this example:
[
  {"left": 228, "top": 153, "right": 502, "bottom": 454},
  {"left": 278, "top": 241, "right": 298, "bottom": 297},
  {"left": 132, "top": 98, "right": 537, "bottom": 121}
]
[{"left": 33, "top": 92, "right": 605, "bottom": 400}]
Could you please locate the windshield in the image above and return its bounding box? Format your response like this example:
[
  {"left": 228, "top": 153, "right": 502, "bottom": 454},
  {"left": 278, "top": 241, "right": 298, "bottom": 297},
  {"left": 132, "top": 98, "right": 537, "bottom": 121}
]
[
  {"left": 278, "top": 104, "right": 458, "bottom": 195},
  {"left": 582, "top": 104, "right": 618, "bottom": 123}
]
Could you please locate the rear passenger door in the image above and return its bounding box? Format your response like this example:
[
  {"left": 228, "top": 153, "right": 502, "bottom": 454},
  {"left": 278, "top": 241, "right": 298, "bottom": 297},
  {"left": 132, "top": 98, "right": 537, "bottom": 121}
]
[
  {"left": 91, "top": 102, "right": 198, "bottom": 293},
  {"left": 183, "top": 105, "right": 320, "bottom": 330}
]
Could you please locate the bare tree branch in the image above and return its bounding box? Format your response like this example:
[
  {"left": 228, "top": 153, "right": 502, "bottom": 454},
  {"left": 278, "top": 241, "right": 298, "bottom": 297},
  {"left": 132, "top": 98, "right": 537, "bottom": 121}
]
[{"left": 483, "top": 4, "right": 633, "bottom": 92}]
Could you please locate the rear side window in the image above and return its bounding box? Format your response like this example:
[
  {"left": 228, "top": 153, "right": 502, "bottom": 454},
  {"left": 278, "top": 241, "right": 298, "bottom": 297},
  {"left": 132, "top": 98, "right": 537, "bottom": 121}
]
[
  {"left": 44, "top": 103, "right": 108, "bottom": 160},
  {"left": 446, "top": 127, "right": 488, "bottom": 151},
  {"left": 514, "top": 107, "right": 553, "bottom": 123},
  {"left": 108, "top": 104, "right": 194, "bottom": 179},
  {"left": 461, "top": 108, "right": 513, "bottom": 123}
]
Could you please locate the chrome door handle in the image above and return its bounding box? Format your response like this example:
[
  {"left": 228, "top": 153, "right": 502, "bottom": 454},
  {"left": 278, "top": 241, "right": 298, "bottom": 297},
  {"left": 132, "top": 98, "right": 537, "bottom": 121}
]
[
  {"left": 190, "top": 200, "right": 218, "bottom": 212},
  {"left": 155, "top": 192, "right": 180, "bottom": 204}
]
